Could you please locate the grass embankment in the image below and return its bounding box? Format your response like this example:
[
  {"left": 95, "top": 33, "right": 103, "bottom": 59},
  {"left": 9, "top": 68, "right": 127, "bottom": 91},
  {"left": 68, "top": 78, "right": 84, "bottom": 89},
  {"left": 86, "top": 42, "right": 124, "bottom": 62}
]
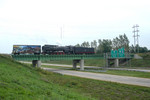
[
  {"left": 1, "top": 54, "right": 150, "bottom": 100},
  {"left": 84, "top": 68, "right": 150, "bottom": 78},
  {"left": 42, "top": 65, "right": 150, "bottom": 79},
  {"left": 98, "top": 70, "right": 150, "bottom": 78},
  {"left": 131, "top": 53, "right": 150, "bottom": 67},
  {"left": 43, "top": 59, "right": 105, "bottom": 67},
  {"left": 0, "top": 55, "right": 94, "bottom": 100},
  {"left": 43, "top": 53, "right": 150, "bottom": 68}
]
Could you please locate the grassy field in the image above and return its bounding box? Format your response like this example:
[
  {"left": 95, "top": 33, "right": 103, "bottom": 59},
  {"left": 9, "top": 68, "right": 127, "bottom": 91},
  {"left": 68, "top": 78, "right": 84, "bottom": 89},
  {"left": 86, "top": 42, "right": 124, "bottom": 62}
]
[
  {"left": 42, "top": 65, "right": 150, "bottom": 79},
  {"left": 84, "top": 68, "right": 150, "bottom": 78},
  {"left": 42, "top": 53, "right": 150, "bottom": 68},
  {"left": 128, "top": 52, "right": 150, "bottom": 67},
  {"left": 0, "top": 55, "right": 94, "bottom": 100},
  {"left": 1, "top": 54, "right": 150, "bottom": 100},
  {"left": 43, "top": 70, "right": 150, "bottom": 100},
  {"left": 43, "top": 59, "right": 105, "bottom": 67}
]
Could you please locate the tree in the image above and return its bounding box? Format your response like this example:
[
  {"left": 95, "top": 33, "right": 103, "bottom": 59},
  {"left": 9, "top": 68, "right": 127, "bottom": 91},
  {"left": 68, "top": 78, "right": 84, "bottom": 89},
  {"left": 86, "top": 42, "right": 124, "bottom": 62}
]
[
  {"left": 129, "top": 45, "right": 134, "bottom": 53},
  {"left": 81, "top": 41, "right": 87, "bottom": 47},
  {"left": 75, "top": 33, "right": 150, "bottom": 54},
  {"left": 81, "top": 41, "right": 90, "bottom": 47},
  {"left": 97, "top": 39, "right": 102, "bottom": 53},
  {"left": 90, "top": 40, "right": 97, "bottom": 52},
  {"left": 112, "top": 33, "right": 129, "bottom": 52},
  {"left": 75, "top": 44, "right": 80, "bottom": 47},
  {"left": 101, "top": 39, "right": 112, "bottom": 53},
  {"left": 97, "top": 39, "right": 112, "bottom": 53},
  {"left": 136, "top": 45, "right": 148, "bottom": 53},
  {"left": 91, "top": 41, "right": 94, "bottom": 48},
  {"left": 86, "top": 41, "right": 90, "bottom": 47},
  {"left": 93, "top": 40, "right": 97, "bottom": 49}
]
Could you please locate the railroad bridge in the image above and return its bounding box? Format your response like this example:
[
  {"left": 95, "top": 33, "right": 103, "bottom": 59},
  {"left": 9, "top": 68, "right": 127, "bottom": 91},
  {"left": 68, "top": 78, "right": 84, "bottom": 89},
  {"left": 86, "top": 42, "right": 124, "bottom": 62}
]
[
  {"left": 12, "top": 54, "right": 103, "bottom": 70},
  {"left": 11, "top": 54, "right": 132, "bottom": 70}
]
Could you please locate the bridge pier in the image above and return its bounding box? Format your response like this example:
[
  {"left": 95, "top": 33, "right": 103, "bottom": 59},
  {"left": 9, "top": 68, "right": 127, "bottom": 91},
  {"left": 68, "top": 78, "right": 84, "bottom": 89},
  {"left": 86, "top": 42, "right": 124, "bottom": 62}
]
[
  {"left": 106, "top": 58, "right": 131, "bottom": 67},
  {"left": 73, "top": 60, "right": 78, "bottom": 69},
  {"left": 72, "top": 59, "right": 84, "bottom": 70},
  {"left": 115, "top": 59, "right": 119, "bottom": 67},
  {"left": 106, "top": 59, "right": 120, "bottom": 67},
  {"left": 80, "top": 59, "right": 84, "bottom": 70},
  {"left": 32, "top": 60, "right": 41, "bottom": 67}
]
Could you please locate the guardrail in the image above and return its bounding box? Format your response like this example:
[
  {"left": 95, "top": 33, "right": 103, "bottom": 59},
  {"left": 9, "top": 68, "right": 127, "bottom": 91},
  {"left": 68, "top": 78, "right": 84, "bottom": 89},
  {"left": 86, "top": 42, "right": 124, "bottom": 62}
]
[
  {"left": 11, "top": 53, "right": 134, "bottom": 61},
  {"left": 11, "top": 54, "right": 104, "bottom": 61}
]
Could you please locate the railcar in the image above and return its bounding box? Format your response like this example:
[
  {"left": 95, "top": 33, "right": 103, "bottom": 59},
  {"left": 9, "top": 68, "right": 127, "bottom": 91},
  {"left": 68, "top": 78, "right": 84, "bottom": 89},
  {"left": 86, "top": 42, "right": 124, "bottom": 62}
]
[
  {"left": 12, "top": 45, "right": 41, "bottom": 55},
  {"left": 12, "top": 45, "right": 95, "bottom": 55},
  {"left": 42, "top": 45, "right": 95, "bottom": 55}
]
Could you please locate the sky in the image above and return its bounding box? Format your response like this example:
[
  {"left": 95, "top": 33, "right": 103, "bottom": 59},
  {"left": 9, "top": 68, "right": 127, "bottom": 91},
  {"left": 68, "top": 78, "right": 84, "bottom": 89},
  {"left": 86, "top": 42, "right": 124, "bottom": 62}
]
[{"left": 0, "top": 0, "right": 150, "bottom": 53}]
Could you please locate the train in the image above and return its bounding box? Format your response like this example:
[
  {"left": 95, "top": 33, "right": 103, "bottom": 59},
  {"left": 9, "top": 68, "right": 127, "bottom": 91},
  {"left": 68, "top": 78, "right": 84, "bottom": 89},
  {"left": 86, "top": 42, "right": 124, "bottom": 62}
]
[{"left": 12, "top": 45, "right": 95, "bottom": 55}]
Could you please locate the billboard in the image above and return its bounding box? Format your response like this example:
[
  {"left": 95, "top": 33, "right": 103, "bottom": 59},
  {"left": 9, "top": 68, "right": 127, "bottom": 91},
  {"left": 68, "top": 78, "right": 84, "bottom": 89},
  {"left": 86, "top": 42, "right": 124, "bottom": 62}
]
[{"left": 13, "top": 45, "right": 41, "bottom": 55}]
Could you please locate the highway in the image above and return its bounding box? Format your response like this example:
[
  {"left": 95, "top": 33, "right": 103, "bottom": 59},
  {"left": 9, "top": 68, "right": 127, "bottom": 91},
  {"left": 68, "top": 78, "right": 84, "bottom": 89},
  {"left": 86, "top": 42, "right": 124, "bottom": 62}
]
[
  {"left": 42, "top": 67, "right": 150, "bottom": 87},
  {"left": 21, "top": 61, "right": 150, "bottom": 87},
  {"left": 20, "top": 61, "right": 150, "bottom": 72}
]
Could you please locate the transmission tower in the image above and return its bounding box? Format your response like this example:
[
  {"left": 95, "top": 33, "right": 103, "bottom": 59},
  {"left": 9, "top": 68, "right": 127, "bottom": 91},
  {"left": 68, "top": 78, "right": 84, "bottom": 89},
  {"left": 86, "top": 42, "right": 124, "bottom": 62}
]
[{"left": 132, "top": 24, "right": 140, "bottom": 53}]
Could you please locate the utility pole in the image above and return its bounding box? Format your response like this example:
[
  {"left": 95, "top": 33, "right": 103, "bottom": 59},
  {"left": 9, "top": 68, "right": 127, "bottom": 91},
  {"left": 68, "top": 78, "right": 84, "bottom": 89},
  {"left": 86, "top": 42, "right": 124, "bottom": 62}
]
[
  {"left": 132, "top": 24, "right": 140, "bottom": 53},
  {"left": 60, "top": 25, "right": 64, "bottom": 46},
  {"left": 60, "top": 26, "right": 63, "bottom": 40}
]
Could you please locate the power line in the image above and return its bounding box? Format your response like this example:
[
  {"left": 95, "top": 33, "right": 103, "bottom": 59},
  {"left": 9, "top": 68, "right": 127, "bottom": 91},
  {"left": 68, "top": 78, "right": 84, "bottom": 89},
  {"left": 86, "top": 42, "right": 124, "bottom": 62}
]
[
  {"left": 132, "top": 24, "right": 140, "bottom": 53},
  {"left": 60, "top": 27, "right": 63, "bottom": 40}
]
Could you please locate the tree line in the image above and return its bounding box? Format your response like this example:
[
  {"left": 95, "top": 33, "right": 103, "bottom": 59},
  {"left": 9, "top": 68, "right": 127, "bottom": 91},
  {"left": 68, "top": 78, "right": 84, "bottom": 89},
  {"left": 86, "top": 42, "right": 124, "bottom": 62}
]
[{"left": 75, "top": 34, "right": 149, "bottom": 53}]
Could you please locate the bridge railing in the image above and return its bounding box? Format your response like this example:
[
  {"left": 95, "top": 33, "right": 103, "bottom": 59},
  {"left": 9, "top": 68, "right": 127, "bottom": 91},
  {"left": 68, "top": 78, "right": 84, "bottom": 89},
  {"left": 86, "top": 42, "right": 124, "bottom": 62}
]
[
  {"left": 11, "top": 53, "right": 134, "bottom": 61},
  {"left": 11, "top": 54, "right": 104, "bottom": 61}
]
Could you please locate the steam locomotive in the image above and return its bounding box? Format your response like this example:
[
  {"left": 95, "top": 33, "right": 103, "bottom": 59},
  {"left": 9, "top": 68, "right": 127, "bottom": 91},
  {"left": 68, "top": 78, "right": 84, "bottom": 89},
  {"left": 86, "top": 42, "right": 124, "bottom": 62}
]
[{"left": 12, "top": 45, "right": 95, "bottom": 55}]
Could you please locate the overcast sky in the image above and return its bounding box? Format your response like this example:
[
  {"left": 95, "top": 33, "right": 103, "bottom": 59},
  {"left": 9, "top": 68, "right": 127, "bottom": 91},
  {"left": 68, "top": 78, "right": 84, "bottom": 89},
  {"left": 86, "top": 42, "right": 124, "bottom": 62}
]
[{"left": 0, "top": 0, "right": 150, "bottom": 53}]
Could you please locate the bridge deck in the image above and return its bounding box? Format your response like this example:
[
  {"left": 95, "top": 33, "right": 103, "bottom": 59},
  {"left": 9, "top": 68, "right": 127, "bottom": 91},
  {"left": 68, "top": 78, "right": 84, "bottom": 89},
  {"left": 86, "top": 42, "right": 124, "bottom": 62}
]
[
  {"left": 11, "top": 54, "right": 104, "bottom": 61},
  {"left": 12, "top": 54, "right": 133, "bottom": 69},
  {"left": 12, "top": 53, "right": 133, "bottom": 61}
]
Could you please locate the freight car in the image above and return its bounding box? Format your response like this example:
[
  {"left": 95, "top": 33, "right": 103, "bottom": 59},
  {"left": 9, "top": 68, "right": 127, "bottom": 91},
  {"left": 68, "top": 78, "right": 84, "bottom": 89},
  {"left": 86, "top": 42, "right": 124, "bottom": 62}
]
[
  {"left": 12, "top": 45, "right": 41, "bottom": 55},
  {"left": 73, "top": 47, "right": 95, "bottom": 54}
]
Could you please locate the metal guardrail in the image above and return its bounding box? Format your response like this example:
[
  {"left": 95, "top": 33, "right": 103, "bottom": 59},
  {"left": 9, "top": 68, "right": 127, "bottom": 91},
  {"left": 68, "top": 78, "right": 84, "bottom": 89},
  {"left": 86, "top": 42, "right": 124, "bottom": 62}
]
[
  {"left": 11, "top": 53, "right": 134, "bottom": 61},
  {"left": 11, "top": 54, "right": 104, "bottom": 61}
]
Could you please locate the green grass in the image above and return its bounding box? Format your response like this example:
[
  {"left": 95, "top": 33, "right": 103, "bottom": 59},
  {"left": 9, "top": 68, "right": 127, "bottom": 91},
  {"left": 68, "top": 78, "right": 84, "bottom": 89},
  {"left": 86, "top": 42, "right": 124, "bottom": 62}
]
[
  {"left": 42, "top": 65, "right": 150, "bottom": 79},
  {"left": 1, "top": 54, "right": 150, "bottom": 100},
  {"left": 42, "top": 58, "right": 150, "bottom": 68},
  {"left": 42, "top": 53, "right": 150, "bottom": 68},
  {"left": 138, "top": 52, "right": 150, "bottom": 59},
  {"left": 43, "top": 60, "right": 72, "bottom": 65},
  {"left": 42, "top": 59, "right": 105, "bottom": 67},
  {"left": 0, "top": 55, "right": 95, "bottom": 100},
  {"left": 130, "top": 53, "right": 150, "bottom": 67},
  {"left": 42, "top": 69, "right": 150, "bottom": 100},
  {"left": 88, "top": 69, "right": 150, "bottom": 78},
  {"left": 42, "top": 65, "right": 70, "bottom": 69},
  {"left": 131, "top": 59, "right": 150, "bottom": 67},
  {"left": 84, "top": 59, "right": 105, "bottom": 67}
]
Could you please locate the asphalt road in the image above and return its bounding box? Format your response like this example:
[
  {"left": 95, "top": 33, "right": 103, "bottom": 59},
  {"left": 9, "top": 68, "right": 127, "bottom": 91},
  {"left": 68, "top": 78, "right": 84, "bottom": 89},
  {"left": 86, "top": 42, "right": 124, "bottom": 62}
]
[
  {"left": 20, "top": 61, "right": 150, "bottom": 72},
  {"left": 20, "top": 61, "right": 150, "bottom": 87},
  {"left": 42, "top": 67, "right": 150, "bottom": 87}
]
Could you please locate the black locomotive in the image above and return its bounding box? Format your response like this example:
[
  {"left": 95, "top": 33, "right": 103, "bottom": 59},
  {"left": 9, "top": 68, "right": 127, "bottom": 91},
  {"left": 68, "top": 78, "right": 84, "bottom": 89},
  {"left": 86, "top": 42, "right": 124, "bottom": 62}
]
[
  {"left": 42, "top": 45, "right": 95, "bottom": 55},
  {"left": 12, "top": 44, "right": 95, "bottom": 55}
]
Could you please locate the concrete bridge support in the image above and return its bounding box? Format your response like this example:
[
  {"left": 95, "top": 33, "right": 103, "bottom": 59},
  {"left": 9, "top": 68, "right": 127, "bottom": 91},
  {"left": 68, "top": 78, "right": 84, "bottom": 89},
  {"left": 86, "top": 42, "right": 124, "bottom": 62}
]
[
  {"left": 80, "top": 59, "right": 84, "bottom": 70},
  {"left": 72, "top": 59, "right": 84, "bottom": 70},
  {"left": 106, "top": 59, "right": 119, "bottom": 67},
  {"left": 106, "top": 58, "right": 131, "bottom": 67},
  {"left": 115, "top": 59, "right": 119, "bottom": 67},
  {"left": 73, "top": 60, "right": 79, "bottom": 69},
  {"left": 32, "top": 60, "right": 41, "bottom": 67}
]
